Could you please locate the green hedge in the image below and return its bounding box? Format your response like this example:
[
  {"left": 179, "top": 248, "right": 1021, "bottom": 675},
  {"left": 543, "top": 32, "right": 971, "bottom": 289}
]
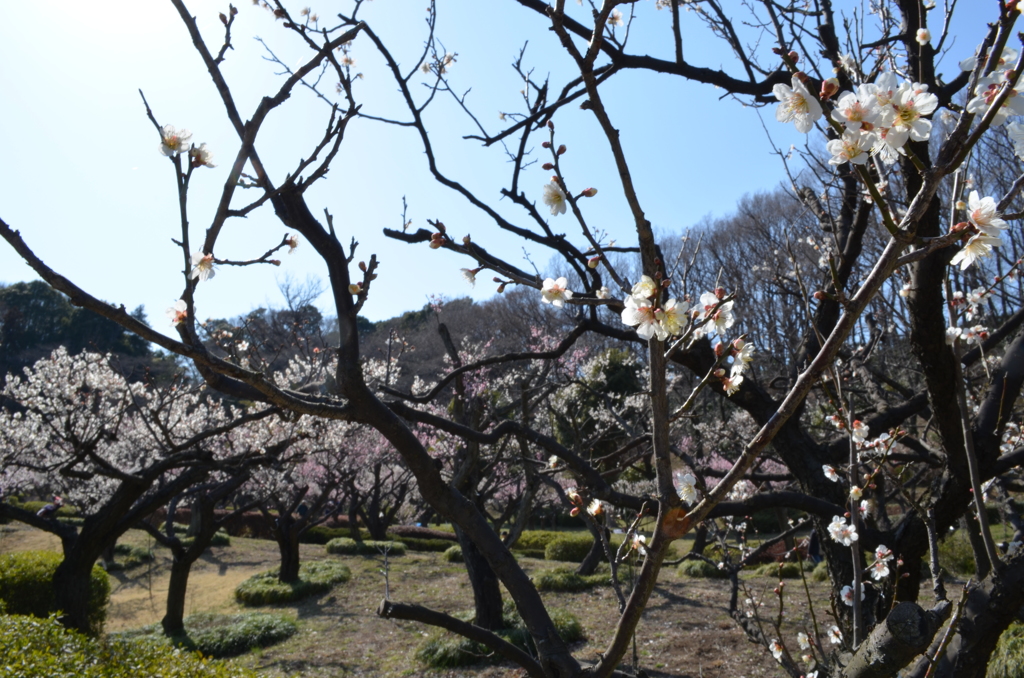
[
  {"left": 756, "top": 562, "right": 805, "bottom": 579},
  {"left": 397, "top": 537, "right": 453, "bottom": 552},
  {"left": 511, "top": 530, "right": 567, "bottom": 552},
  {"left": 545, "top": 535, "right": 595, "bottom": 562},
  {"left": 0, "top": 613, "right": 260, "bottom": 677},
  {"left": 325, "top": 538, "right": 407, "bottom": 556},
  {"left": 115, "top": 612, "right": 297, "bottom": 658},
  {"left": 235, "top": 560, "right": 351, "bottom": 607},
  {"left": 0, "top": 551, "right": 110, "bottom": 636},
  {"left": 300, "top": 526, "right": 372, "bottom": 545},
  {"left": 417, "top": 601, "right": 584, "bottom": 669},
  {"left": 16, "top": 501, "right": 79, "bottom": 518}
]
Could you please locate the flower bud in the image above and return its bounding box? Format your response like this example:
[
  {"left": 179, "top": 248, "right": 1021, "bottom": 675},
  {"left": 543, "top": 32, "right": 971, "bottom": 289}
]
[
  {"left": 359, "top": 261, "right": 367, "bottom": 272},
  {"left": 557, "top": 144, "right": 567, "bottom": 155},
  {"left": 497, "top": 283, "right": 507, "bottom": 293},
  {"left": 270, "top": 259, "right": 281, "bottom": 266},
  {"left": 795, "top": 71, "right": 810, "bottom": 85},
  {"left": 951, "top": 221, "right": 970, "bottom": 233},
  {"left": 547, "top": 120, "right": 554, "bottom": 129},
  {"left": 348, "top": 283, "right": 361, "bottom": 294},
  {"left": 733, "top": 338, "right": 746, "bottom": 350},
  {"left": 581, "top": 187, "right": 598, "bottom": 197},
  {"left": 788, "top": 51, "right": 799, "bottom": 63},
  {"left": 662, "top": 279, "right": 671, "bottom": 288},
  {"left": 463, "top": 235, "right": 472, "bottom": 245},
  {"left": 820, "top": 77, "right": 840, "bottom": 100},
  {"left": 714, "top": 342, "right": 726, "bottom": 356},
  {"left": 588, "top": 256, "right": 601, "bottom": 269},
  {"left": 220, "top": 12, "right": 228, "bottom": 24},
  {"left": 435, "top": 221, "right": 446, "bottom": 233},
  {"left": 955, "top": 200, "right": 966, "bottom": 211},
  {"left": 542, "top": 141, "right": 551, "bottom": 149},
  {"left": 714, "top": 287, "right": 726, "bottom": 299},
  {"left": 714, "top": 368, "right": 726, "bottom": 378},
  {"left": 813, "top": 290, "right": 827, "bottom": 300},
  {"left": 570, "top": 506, "right": 580, "bottom": 517},
  {"left": 542, "top": 162, "right": 554, "bottom": 170}
]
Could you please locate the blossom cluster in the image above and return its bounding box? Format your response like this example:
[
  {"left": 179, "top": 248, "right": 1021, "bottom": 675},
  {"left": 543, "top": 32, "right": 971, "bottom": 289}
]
[{"left": 827, "top": 514, "right": 858, "bottom": 546}]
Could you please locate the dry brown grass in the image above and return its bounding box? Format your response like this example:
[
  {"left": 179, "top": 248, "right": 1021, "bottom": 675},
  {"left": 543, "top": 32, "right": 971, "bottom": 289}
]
[{"left": 2, "top": 523, "right": 815, "bottom": 678}]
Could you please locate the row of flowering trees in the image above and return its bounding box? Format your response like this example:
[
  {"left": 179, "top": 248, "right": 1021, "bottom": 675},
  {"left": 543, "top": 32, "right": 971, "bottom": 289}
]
[{"left": 1, "top": 0, "right": 1023, "bottom": 677}]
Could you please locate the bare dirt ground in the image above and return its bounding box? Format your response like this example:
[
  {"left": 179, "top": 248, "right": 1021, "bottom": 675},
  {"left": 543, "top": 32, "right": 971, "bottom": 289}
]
[{"left": 1, "top": 524, "right": 816, "bottom": 678}]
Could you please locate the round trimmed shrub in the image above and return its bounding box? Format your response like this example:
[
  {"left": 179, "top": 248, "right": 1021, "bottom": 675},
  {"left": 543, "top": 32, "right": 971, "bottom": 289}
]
[
  {"left": 416, "top": 602, "right": 584, "bottom": 669},
  {"left": 757, "top": 562, "right": 803, "bottom": 579},
  {"left": 0, "top": 550, "right": 110, "bottom": 636},
  {"left": 678, "top": 558, "right": 729, "bottom": 579},
  {"left": 810, "top": 561, "right": 829, "bottom": 582},
  {"left": 444, "top": 545, "right": 463, "bottom": 563},
  {"left": 544, "top": 535, "right": 594, "bottom": 562},
  {"left": 0, "top": 613, "right": 261, "bottom": 677},
  {"left": 235, "top": 559, "right": 351, "bottom": 607},
  {"left": 533, "top": 567, "right": 612, "bottom": 592},
  {"left": 325, "top": 537, "right": 407, "bottom": 556},
  {"left": 115, "top": 612, "right": 297, "bottom": 658},
  {"left": 989, "top": 622, "right": 1024, "bottom": 678}
]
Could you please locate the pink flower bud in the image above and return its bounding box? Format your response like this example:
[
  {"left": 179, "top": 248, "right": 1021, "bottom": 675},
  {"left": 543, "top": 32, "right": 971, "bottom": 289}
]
[
  {"left": 588, "top": 256, "right": 601, "bottom": 269},
  {"left": 820, "top": 77, "right": 839, "bottom": 100},
  {"left": 547, "top": 120, "right": 554, "bottom": 129},
  {"left": 813, "top": 290, "right": 827, "bottom": 300},
  {"left": 557, "top": 144, "right": 567, "bottom": 155},
  {"left": 542, "top": 141, "right": 551, "bottom": 149},
  {"left": 358, "top": 261, "right": 367, "bottom": 272},
  {"left": 542, "top": 162, "right": 554, "bottom": 170},
  {"left": 570, "top": 506, "right": 580, "bottom": 517},
  {"left": 714, "top": 342, "right": 725, "bottom": 357},
  {"left": 270, "top": 259, "right": 281, "bottom": 266},
  {"left": 348, "top": 283, "right": 361, "bottom": 294},
  {"left": 463, "top": 235, "right": 472, "bottom": 245},
  {"left": 788, "top": 51, "right": 800, "bottom": 63},
  {"left": 581, "top": 187, "right": 598, "bottom": 197},
  {"left": 661, "top": 279, "right": 671, "bottom": 287},
  {"left": 714, "top": 368, "right": 726, "bottom": 378},
  {"left": 714, "top": 287, "right": 726, "bottom": 299},
  {"left": 497, "top": 283, "right": 507, "bottom": 293}
]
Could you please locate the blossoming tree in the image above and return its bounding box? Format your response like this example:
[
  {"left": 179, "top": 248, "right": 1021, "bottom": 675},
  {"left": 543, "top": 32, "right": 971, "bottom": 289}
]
[{"left": 2, "top": 0, "right": 1024, "bottom": 676}]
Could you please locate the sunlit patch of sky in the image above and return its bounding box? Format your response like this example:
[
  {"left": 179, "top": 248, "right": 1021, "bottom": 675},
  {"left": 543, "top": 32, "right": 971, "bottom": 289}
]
[{"left": 0, "top": 0, "right": 986, "bottom": 326}]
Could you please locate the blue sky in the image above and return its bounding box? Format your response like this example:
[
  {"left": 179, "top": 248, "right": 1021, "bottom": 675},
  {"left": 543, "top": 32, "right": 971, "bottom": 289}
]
[{"left": 0, "top": 0, "right": 983, "bottom": 325}]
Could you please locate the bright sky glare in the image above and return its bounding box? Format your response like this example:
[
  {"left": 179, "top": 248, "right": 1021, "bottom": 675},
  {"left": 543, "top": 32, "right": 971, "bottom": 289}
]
[{"left": 0, "top": 0, "right": 985, "bottom": 326}]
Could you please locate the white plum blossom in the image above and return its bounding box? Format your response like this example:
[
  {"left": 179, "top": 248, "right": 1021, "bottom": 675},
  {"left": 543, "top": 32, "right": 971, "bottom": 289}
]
[
  {"left": 870, "top": 559, "right": 891, "bottom": 580},
  {"left": 631, "top": 533, "right": 648, "bottom": 556},
  {"left": 1006, "top": 121, "right": 1024, "bottom": 159},
  {"left": 675, "top": 472, "right": 698, "bottom": 504},
  {"left": 831, "top": 88, "right": 881, "bottom": 130},
  {"left": 916, "top": 28, "right": 931, "bottom": 45},
  {"left": 621, "top": 295, "right": 662, "bottom": 340},
  {"left": 542, "top": 180, "right": 567, "bottom": 216},
  {"left": 770, "top": 640, "right": 784, "bottom": 661},
  {"left": 828, "top": 515, "right": 859, "bottom": 546},
  {"left": 608, "top": 9, "right": 623, "bottom": 26},
  {"left": 951, "top": 233, "right": 1003, "bottom": 270},
  {"left": 966, "top": 74, "right": 1024, "bottom": 125},
  {"left": 960, "top": 45, "right": 1019, "bottom": 73},
  {"left": 189, "top": 142, "right": 216, "bottom": 168},
  {"left": 966, "top": 191, "right": 1008, "bottom": 235},
  {"left": 695, "top": 291, "right": 735, "bottom": 337},
  {"left": 851, "top": 420, "right": 869, "bottom": 443},
  {"left": 631, "top": 275, "right": 658, "bottom": 299},
  {"left": 797, "top": 632, "right": 811, "bottom": 650},
  {"left": 656, "top": 298, "right": 689, "bottom": 337},
  {"left": 166, "top": 299, "right": 188, "bottom": 326},
  {"left": 827, "top": 129, "right": 875, "bottom": 166},
  {"left": 541, "top": 277, "right": 573, "bottom": 307},
  {"left": 190, "top": 252, "right": 216, "bottom": 281},
  {"left": 774, "top": 75, "right": 823, "bottom": 133},
  {"left": 596, "top": 286, "right": 611, "bottom": 300},
  {"left": 829, "top": 626, "right": 843, "bottom": 644},
  {"left": 885, "top": 83, "right": 938, "bottom": 142},
  {"left": 159, "top": 124, "right": 192, "bottom": 156},
  {"left": 850, "top": 485, "right": 863, "bottom": 501},
  {"left": 823, "top": 464, "right": 840, "bottom": 482},
  {"left": 841, "top": 584, "right": 865, "bottom": 606},
  {"left": 460, "top": 267, "right": 481, "bottom": 287},
  {"left": 722, "top": 368, "right": 744, "bottom": 396}
]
